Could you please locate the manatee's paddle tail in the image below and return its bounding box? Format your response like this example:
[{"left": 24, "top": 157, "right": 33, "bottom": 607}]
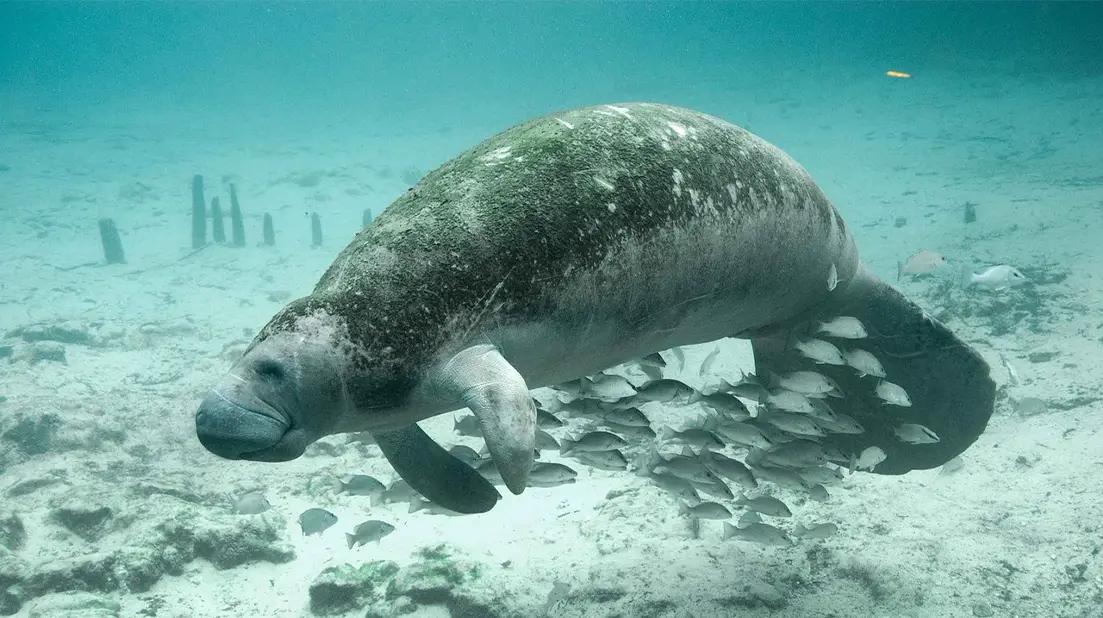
[
  {"left": 751, "top": 266, "right": 995, "bottom": 473},
  {"left": 430, "top": 344, "right": 537, "bottom": 494},
  {"left": 373, "top": 425, "right": 501, "bottom": 514}
]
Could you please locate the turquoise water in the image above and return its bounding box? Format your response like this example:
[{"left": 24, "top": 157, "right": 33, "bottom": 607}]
[{"left": 1, "top": 3, "right": 1101, "bottom": 617}]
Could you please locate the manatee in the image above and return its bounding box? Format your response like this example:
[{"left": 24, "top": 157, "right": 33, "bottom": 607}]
[{"left": 195, "top": 103, "right": 994, "bottom": 514}]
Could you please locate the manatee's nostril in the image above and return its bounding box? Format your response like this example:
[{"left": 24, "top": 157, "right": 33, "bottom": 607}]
[{"left": 254, "top": 359, "right": 285, "bottom": 381}]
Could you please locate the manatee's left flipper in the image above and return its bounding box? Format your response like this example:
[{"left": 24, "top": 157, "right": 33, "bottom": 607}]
[
  {"left": 373, "top": 425, "right": 501, "bottom": 514},
  {"left": 429, "top": 343, "right": 537, "bottom": 494},
  {"left": 750, "top": 265, "right": 995, "bottom": 474}
]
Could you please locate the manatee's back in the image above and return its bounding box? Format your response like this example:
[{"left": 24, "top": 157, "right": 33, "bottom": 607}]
[{"left": 318, "top": 103, "right": 857, "bottom": 341}]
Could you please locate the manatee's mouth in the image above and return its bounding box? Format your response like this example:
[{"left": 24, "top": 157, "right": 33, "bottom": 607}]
[{"left": 194, "top": 390, "right": 310, "bottom": 462}]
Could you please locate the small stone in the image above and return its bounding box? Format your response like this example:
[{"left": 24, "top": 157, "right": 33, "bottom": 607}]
[
  {"left": 1, "top": 414, "right": 62, "bottom": 455},
  {"left": 972, "top": 601, "right": 994, "bottom": 617},
  {"left": 19, "top": 321, "right": 96, "bottom": 346},
  {"left": 26, "top": 591, "right": 120, "bottom": 618},
  {"left": 746, "top": 582, "right": 786, "bottom": 609},
  {"left": 51, "top": 503, "right": 114, "bottom": 541},
  {"left": 308, "top": 561, "right": 398, "bottom": 616},
  {"left": 12, "top": 341, "right": 66, "bottom": 364},
  {"left": 0, "top": 512, "right": 27, "bottom": 551}
]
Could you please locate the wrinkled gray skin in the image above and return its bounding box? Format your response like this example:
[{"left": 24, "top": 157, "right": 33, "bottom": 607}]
[{"left": 196, "top": 103, "right": 994, "bottom": 514}]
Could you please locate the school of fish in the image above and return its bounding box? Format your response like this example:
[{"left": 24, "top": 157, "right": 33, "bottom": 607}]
[{"left": 233, "top": 312, "right": 952, "bottom": 549}]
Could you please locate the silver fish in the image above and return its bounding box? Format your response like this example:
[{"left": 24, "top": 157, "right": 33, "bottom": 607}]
[
  {"left": 298, "top": 508, "right": 338, "bottom": 536},
  {"left": 574, "top": 449, "right": 628, "bottom": 471},
  {"left": 894, "top": 423, "right": 939, "bottom": 444},
  {"left": 765, "top": 390, "right": 816, "bottom": 414},
  {"left": 699, "top": 345, "right": 720, "bottom": 377},
  {"left": 232, "top": 492, "right": 271, "bottom": 515},
  {"left": 698, "top": 392, "right": 751, "bottom": 420},
  {"left": 773, "top": 371, "right": 840, "bottom": 397},
  {"left": 552, "top": 379, "right": 584, "bottom": 396},
  {"left": 528, "top": 462, "right": 578, "bottom": 487},
  {"left": 843, "top": 348, "right": 886, "bottom": 378},
  {"left": 346, "top": 520, "right": 395, "bottom": 548},
  {"left": 659, "top": 426, "right": 724, "bottom": 450},
  {"left": 712, "top": 421, "right": 773, "bottom": 449},
  {"left": 635, "top": 379, "right": 699, "bottom": 404},
  {"left": 581, "top": 373, "right": 637, "bottom": 402},
  {"left": 447, "top": 444, "right": 483, "bottom": 466},
  {"left": 747, "top": 464, "right": 807, "bottom": 492},
  {"left": 407, "top": 494, "right": 465, "bottom": 516},
  {"left": 793, "top": 522, "right": 839, "bottom": 539},
  {"left": 603, "top": 407, "right": 650, "bottom": 427},
  {"left": 693, "top": 475, "right": 735, "bottom": 501},
  {"left": 794, "top": 339, "right": 846, "bottom": 366},
  {"left": 814, "top": 412, "right": 865, "bottom": 435},
  {"left": 762, "top": 440, "right": 827, "bottom": 468},
  {"left": 669, "top": 346, "right": 686, "bottom": 371},
  {"left": 736, "top": 494, "right": 792, "bottom": 517},
  {"left": 652, "top": 452, "right": 721, "bottom": 485},
  {"left": 816, "top": 316, "right": 868, "bottom": 339},
  {"left": 535, "top": 428, "right": 560, "bottom": 451},
  {"left": 758, "top": 411, "right": 827, "bottom": 437},
  {"left": 476, "top": 459, "right": 505, "bottom": 484},
  {"left": 795, "top": 465, "right": 844, "bottom": 486},
  {"left": 378, "top": 479, "right": 418, "bottom": 505},
  {"left": 334, "top": 474, "right": 386, "bottom": 497},
  {"left": 807, "top": 483, "right": 830, "bottom": 502},
  {"left": 804, "top": 399, "right": 839, "bottom": 423},
  {"left": 723, "top": 522, "right": 793, "bottom": 546},
  {"left": 560, "top": 431, "right": 627, "bottom": 454},
  {"left": 701, "top": 449, "right": 758, "bottom": 490},
  {"left": 537, "top": 408, "right": 564, "bottom": 427},
  {"left": 557, "top": 397, "right": 610, "bottom": 417},
  {"left": 853, "top": 446, "right": 887, "bottom": 472},
  {"left": 738, "top": 510, "right": 762, "bottom": 527},
  {"left": 679, "top": 500, "right": 732, "bottom": 520},
  {"left": 717, "top": 374, "right": 769, "bottom": 402},
  {"left": 875, "top": 380, "right": 912, "bottom": 406},
  {"left": 940, "top": 456, "right": 965, "bottom": 476},
  {"left": 453, "top": 413, "right": 482, "bottom": 437},
  {"left": 826, "top": 262, "right": 839, "bottom": 291},
  {"left": 541, "top": 582, "right": 571, "bottom": 617},
  {"left": 601, "top": 422, "right": 656, "bottom": 441},
  {"left": 968, "top": 264, "right": 1029, "bottom": 290},
  {"left": 648, "top": 471, "right": 700, "bottom": 501}
]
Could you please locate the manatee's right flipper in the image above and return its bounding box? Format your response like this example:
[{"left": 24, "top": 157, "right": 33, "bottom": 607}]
[
  {"left": 750, "top": 266, "right": 995, "bottom": 474},
  {"left": 373, "top": 425, "right": 501, "bottom": 514},
  {"left": 428, "top": 344, "right": 537, "bottom": 495}
]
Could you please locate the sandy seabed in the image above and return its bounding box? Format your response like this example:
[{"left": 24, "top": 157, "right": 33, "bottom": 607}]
[{"left": 1, "top": 71, "right": 1102, "bottom": 618}]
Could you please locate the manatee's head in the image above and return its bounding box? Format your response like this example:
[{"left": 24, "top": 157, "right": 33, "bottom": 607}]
[{"left": 195, "top": 300, "right": 356, "bottom": 462}]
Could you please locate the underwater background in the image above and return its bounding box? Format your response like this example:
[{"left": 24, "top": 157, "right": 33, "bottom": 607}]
[{"left": 1, "top": 2, "right": 1102, "bottom": 617}]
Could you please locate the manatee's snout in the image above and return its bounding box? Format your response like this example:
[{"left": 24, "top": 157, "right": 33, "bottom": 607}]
[
  {"left": 196, "top": 328, "right": 346, "bottom": 462},
  {"left": 195, "top": 388, "right": 302, "bottom": 461}
]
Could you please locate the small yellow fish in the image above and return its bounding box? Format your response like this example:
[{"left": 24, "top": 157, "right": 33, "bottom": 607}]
[
  {"left": 897, "top": 249, "right": 947, "bottom": 280},
  {"left": 886, "top": 70, "right": 911, "bottom": 78}
]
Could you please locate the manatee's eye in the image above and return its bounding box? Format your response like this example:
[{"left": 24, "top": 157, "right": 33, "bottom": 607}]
[{"left": 254, "top": 359, "right": 285, "bottom": 381}]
